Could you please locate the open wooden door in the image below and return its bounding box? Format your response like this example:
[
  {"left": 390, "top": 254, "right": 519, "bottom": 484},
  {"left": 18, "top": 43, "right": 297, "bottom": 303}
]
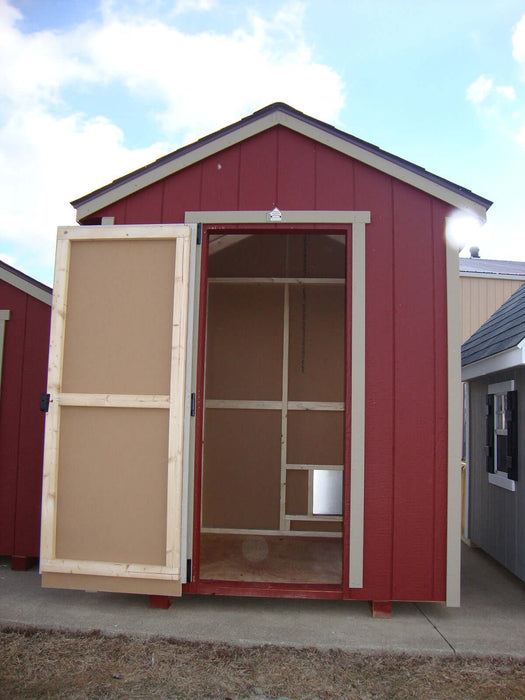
[{"left": 40, "top": 224, "right": 193, "bottom": 596}]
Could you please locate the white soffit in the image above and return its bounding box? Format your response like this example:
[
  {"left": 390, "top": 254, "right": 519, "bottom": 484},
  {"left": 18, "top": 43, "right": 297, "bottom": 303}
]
[{"left": 74, "top": 109, "right": 489, "bottom": 222}]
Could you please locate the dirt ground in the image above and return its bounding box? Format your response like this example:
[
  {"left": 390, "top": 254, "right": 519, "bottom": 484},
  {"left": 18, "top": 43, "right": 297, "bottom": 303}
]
[{"left": 1, "top": 626, "right": 525, "bottom": 699}]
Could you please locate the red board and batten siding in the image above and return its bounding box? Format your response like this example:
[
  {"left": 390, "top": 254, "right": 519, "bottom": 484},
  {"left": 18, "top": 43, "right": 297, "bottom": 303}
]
[
  {"left": 0, "top": 281, "right": 51, "bottom": 560},
  {"left": 86, "top": 124, "right": 451, "bottom": 602}
]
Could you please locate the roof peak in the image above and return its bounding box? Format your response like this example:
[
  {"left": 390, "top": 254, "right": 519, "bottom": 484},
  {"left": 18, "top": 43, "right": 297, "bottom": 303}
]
[{"left": 71, "top": 102, "right": 492, "bottom": 222}]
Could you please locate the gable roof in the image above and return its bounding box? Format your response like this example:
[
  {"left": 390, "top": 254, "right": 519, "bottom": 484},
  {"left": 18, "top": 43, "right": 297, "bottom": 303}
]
[
  {"left": 460, "top": 257, "right": 525, "bottom": 280},
  {"left": 0, "top": 260, "right": 52, "bottom": 306},
  {"left": 461, "top": 282, "right": 525, "bottom": 379},
  {"left": 72, "top": 102, "right": 492, "bottom": 223}
]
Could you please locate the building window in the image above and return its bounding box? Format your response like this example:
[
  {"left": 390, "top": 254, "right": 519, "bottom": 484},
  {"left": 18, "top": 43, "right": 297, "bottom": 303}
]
[{"left": 487, "top": 380, "right": 518, "bottom": 492}]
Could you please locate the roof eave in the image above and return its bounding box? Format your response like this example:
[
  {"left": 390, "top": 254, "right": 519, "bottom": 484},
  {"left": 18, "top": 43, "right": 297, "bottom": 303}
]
[
  {"left": 0, "top": 260, "right": 52, "bottom": 305},
  {"left": 71, "top": 103, "right": 493, "bottom": 223},
  {"left": 461, "top": 343, "right": 525, "bottom": 381}
]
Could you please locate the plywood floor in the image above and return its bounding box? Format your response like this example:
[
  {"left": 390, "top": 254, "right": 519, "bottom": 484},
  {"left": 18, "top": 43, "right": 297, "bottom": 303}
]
[{"left": 199, "top": 533, "right": 342, "bottom": 584}]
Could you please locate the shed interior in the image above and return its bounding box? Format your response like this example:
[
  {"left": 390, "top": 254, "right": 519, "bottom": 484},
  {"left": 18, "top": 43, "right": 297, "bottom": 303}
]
[{"left": 199, "top": 231, "right": 346, "bottom": 585}]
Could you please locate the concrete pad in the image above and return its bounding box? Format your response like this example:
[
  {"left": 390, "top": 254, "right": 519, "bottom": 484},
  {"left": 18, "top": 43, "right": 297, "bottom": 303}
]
[
  {"left": 1, "top": 544, "right": 524, "bottom": 657},
  {"left": 419, "top": 544, "right": 525, "bottom": 657}
]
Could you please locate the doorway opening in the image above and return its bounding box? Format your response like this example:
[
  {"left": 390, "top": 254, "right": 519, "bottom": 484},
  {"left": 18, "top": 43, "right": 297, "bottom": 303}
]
[{"left": 198, "top": 230, "right": 346, "bottom": 586}]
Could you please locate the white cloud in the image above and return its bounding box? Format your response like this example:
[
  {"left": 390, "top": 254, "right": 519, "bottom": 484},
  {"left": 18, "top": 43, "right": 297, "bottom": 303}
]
[
  {"left": 496, "top": 85, "right": 516, "bottom": 100},
  {"left": 466, "top": 15, "right": 525, "bottom": 149},
  {"left": 81, "top": 2, "right": 343, "bottom": 142},
  {"left": 174, "top": 0, "right": 215, "bottom": 13},
  {"left": 0, "top": 106, "right": 167, "bottom": 281},
  {"left": 0, "top": 0, "right": 345, "bottom": 282},
  {"left": 512, "top": 14, "right": 525, "bottom": 66},
  {"left": 466, "top": 75, "right": 493, "bottom": 104}
]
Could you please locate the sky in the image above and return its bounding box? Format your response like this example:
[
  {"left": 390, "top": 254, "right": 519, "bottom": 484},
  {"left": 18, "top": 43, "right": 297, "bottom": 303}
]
[{"left": 1, "top": 0, "right": 524, "bottom": 286}]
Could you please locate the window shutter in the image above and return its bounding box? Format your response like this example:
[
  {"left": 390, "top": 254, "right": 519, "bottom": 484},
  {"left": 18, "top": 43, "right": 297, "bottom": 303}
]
[
  {"left": 506, "top": 390, "right": 518, "bottom": 481},
  {"left": 486, "top": 393, "right": 495, "bottom": 473}
]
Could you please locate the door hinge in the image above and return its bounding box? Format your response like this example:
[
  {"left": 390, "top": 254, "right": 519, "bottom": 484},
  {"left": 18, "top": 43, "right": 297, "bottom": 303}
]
[
  {"left": 197, "top": 223, "right": 202, "bottom": 245},
  {"left": 191, "top": 392, "right": 196, "bottom": 417},
  {"left": 40, "top": 393, "right": 50, "bottom": 412}
]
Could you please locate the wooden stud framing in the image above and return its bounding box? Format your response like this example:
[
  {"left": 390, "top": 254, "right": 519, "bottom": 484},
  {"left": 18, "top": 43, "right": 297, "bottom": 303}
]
[
  {"left": 39, "top": 558, "right": 180, "bottom": 580},
  {"left": 204, "top": 261, "right": 347, "bottom": 539},
  {"left": 204, "top": 400, "right": 343, "bottom": 411},
  {"left": 40, "top": 224, "right": 192, "bottom": 587},
  {"left": 208, "top": 277, "right": 345, "bottom": 286},
  {"left": 166, "top": 233, "right": 191, "bottom": 571},
  {"left": 286, "top": 463, "right": 343, "bottom": 471},
  {"left": 55, "top": 393, "right": 170, "bottom": 408},
  {"left": 201, "top": 527, "right": 341, "bottom": 539},
  {"left": 40, "top": 235, "right": 71, "bottom": 562},
  {"left": 285, "top": 514, "right": 342, "bottom": 522}
]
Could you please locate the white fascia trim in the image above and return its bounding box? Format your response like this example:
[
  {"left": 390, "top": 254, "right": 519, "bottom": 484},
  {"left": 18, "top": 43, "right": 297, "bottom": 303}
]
[
  {"left": 488, "top": 379, "right": 515, "bottom": 394},
  {"left": 0, "top": 267, "right": 52, "bottom": 306},
  {"left": 348, "top": 220, "right": 366, "bottom": 588},
  {"left": 0, "top": 310, "right": 10, "bottom": 394},
  {"left": 460, "top": 272, "right": 525, "bottom": 281},
  {"left": 461, "top": 345, "right": 525, "bottom": 381},
  {"left": 75, "top": 110, "right": 487, "bottom": 221},
  {"left": 446, "top": 241, "right": 461, "bottom": 606},
  {"left": 185, "top": 210, "right": 371, "bottom": 225}
]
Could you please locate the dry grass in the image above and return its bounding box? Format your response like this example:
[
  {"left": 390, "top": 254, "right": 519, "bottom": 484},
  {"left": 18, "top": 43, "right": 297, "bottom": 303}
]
[{"left": 1, "top": 626, "right": 525, "bottom": 699}]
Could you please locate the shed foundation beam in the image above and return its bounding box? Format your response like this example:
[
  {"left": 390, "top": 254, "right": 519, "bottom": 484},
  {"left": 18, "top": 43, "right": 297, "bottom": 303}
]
[
  {"left": 11, "top": 556, "right": 38, "bottom": 571},
  {"left": 370, "top": 601, "right": 392, "bottom": 618},
  {"left": 149, "top": 595, "right": 171, "bottom": 609}
]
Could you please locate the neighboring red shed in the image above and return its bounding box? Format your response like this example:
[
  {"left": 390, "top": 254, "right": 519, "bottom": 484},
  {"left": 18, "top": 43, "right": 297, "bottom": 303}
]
[
  {"left": 0, "top": 261, "right": 51, "bottom": 569},
  {"left": 40, "top": 104, "right": 491, "bottom": 613}
]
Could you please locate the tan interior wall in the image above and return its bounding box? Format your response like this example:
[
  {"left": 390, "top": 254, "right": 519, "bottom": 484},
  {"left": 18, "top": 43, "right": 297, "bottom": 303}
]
[
  {"left": 203, "top": 232, "right": 345, "bottom": 536},
  {"left": 62, "top": 239, "right": 176, "bottom": 395},
  {"left": 209, "top": 235, "right": 287, "bottom": 277},
  {"left": 286, "top": 470, "right": 309, "bottom": 515},
  {"left": 202, "top": 409, "right": 281, "bottom": 529},
  {"left": 205, "top": 285, "right": 283, "bottom": 401},
  {"left": 56, "top": 406, "right": 169, "bottom": 565},
  {"left": 288, "top": 285, "right": 345, "bottom": 402},
  {"left": 209, "top": 233, "right": 346, "bottom": 279},
  {"left": 287, "top": 411, "right": 345, "bottom": 465}
]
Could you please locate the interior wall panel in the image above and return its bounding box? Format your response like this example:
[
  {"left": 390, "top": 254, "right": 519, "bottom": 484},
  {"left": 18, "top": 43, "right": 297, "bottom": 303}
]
[
  {"left": 56, "top": 406, "right": 169, "bottom": 566},
  {"left": 201, "top": 409, "right": 281, "bottom": 530},
  {"left": 205, "top": 284, "right": 284, "bottom": 401},
  {"left": 62, "top": 239, "right": 176, "bottom": 395}
]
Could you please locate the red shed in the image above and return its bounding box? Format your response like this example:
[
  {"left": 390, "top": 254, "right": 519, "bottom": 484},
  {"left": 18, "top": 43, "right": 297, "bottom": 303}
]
[
  {"left": 0, "top": 261, "right": 51, "bottom": 569},
  {"left": 40, "top": 104, "right": 491, "bottom": 613}
]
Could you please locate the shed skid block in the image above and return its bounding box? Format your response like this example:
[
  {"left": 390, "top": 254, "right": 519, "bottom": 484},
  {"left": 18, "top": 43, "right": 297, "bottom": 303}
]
[
  {"left": 149, "top": 595, "right": 171, "bottom": 609},
  {"left": 370, "top": 601, "right": 392, "bottom": 618},
  {"left": 11, "top": 556, "right": 37, "bottom": 571}
]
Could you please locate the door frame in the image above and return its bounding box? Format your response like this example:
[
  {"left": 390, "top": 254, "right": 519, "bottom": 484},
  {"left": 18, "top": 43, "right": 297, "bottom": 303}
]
[{"left": 183, "top": 210, "right": 370, "bottom": 598}]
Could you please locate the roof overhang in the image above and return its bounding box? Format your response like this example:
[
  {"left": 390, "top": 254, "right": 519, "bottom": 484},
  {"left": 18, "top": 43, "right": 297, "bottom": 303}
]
[
  {"left": 0, "top": 262, "right": 52, "bottom": 305},
  {"left": 461, "top": 339, "right": 525, "bottom": 381},
  {"left": 72, "top": 103, "right": 492, "bottom": 223}
]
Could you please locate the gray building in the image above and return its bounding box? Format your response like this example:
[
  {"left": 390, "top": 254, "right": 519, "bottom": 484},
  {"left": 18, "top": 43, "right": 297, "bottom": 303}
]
[{"left": 462, "top": 282, "right": 525, "bottom": 582}]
